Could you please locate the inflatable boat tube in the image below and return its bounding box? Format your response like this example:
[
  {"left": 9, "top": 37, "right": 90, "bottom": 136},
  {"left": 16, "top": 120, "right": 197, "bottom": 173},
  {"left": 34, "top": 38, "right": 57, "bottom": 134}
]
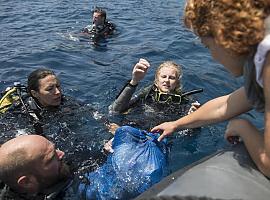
[{"left": 136, "top": 144, "right": 270, "bottom": 200}]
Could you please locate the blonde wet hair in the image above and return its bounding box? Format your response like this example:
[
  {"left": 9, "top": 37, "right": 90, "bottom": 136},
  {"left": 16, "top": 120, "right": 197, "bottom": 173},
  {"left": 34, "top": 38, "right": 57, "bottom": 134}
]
[
  {"left": 184, "top": 0, "right": 270, "bottom": 55},
  {"left": 154, "top": 61, "right": 183, "bottom": 92}
]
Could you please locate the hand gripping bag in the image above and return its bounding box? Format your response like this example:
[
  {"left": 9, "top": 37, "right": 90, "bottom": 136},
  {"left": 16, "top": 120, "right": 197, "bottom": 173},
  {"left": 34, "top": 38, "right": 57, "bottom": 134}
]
[{"left": 78, "top": 125, "right": 168, "bottom": 200}]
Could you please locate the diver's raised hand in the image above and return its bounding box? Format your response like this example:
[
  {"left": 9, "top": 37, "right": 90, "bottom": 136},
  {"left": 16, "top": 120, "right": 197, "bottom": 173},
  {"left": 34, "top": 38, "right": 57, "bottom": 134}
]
[
  {"left": 151, "top": 121, "right": 178, "bottom": 142},
  {"left": 130, "top": 58, "right": 150, "bottom": 85}
]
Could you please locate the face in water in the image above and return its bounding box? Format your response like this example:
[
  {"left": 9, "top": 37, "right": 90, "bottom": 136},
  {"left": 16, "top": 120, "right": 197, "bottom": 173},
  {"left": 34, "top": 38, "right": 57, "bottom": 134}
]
[
  {"left": 155, "top": 67, "right": 179, "bottom": 93},
  {"left": 33, "top": 138, "right": 71, "bottom": 189},
  {"left": 0, "top": 135, "right": 71, "bottom": 193},
  {"left": 92, "top": 12, "right": 104, "bottom": 27},
  {"left": 32, "top": 75, "right": 62, "bottom": 107}
]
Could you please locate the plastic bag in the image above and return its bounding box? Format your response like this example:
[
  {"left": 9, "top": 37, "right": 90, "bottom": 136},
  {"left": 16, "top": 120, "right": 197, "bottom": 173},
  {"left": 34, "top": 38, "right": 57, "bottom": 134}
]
[{"left": 79, "top": 125, "right": 168, "bottom": 200}]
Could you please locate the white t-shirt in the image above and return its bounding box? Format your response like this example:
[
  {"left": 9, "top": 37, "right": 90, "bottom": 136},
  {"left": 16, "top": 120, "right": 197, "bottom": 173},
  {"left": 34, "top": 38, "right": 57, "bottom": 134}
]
[{"left": 254, "top": 16, "right": 270, "bottom": 88}]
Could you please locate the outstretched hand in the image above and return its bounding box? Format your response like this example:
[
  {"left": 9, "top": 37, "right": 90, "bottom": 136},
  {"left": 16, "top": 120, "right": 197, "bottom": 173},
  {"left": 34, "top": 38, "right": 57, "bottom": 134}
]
[
  {"left": 151, "top": 121, "right": 177, "bottom": 142},
  {"left": 130, "top": 58, "right": 150, "bottom": 85}
]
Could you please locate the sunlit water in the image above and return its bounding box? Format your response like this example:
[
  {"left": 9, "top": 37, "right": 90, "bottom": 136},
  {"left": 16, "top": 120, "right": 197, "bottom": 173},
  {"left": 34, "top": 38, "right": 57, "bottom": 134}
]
[{"left": 0, "top": 0, "right": 264, "bottom": 197}]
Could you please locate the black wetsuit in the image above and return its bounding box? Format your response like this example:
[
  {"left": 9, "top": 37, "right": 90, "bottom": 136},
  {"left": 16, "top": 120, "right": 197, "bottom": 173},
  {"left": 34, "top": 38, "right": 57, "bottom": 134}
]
[
  {"left": 0, "top": 177, "right": 81, "bottom": 200},
  {"left": 109, "top": 82, "right": 193, "bottom": 131},
  {"left": 0, "top": 95, "right": 108, "bottom": 174},
  {"left": 82, "top": 21, "right": 115, "bottom": 38}
]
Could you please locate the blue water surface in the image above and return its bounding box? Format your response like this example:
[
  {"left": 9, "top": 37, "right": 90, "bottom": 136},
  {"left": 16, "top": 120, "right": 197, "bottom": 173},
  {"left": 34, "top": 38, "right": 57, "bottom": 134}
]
[{"left": 0, "top": 0, "right": 264, "bottom": 192}]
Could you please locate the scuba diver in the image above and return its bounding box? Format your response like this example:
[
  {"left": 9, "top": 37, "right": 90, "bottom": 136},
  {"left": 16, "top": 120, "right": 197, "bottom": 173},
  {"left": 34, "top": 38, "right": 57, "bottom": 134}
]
[
  {"left": 82, "top": 7, "right": 115, "bottom": 39},
  {"left": 0, "top": 68, "right": 66, "bottom": 136},
  {"left": 0, "top": 68, "right": 108, "bottom": 173},
  {"left": 109, "top": 58, "right": 203, "bottom": 131},
  {"left": 0, "top": 126, "right": 168, "bottom": 200},
  {"left": 0, "top": 69, "right": 61, "bottom": 135}
]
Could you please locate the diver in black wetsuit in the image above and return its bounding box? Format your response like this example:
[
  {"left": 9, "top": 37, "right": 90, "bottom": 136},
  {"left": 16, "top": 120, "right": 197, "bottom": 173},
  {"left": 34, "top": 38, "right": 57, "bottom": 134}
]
[
  {"left": 82, "top": 7, "right": 115, "bottom": 39},
  {"left": 0, "top": 68, "right": 108, "bottom": 174},
  {"left": 0, "top": 68, "right": 62, "bottom": 136},
  {"left": 109, "top": 58, "right": 203, "bottom": 131}
]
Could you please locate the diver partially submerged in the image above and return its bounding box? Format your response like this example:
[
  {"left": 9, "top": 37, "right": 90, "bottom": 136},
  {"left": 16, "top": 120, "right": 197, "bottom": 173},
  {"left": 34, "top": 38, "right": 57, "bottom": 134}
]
[
  {"left": 109, "top": 58, "right": 203, "bottom": 130},
  {"left": 82, "top": 7, "right": 115, "bottom": 39},
  {"left": 0, "top": 69, "right": 62, "bottom": 135},
  {"left": 0, "top": 68, "right": 67, "bottom": 135},
  {"left": 0, "top": 127, "right": 167, "bottom": 200},
  {"left": 105, "top": 59, "right": 203, "bottom": 152},
  {"left": 0, "top": 68, "right": 108, "bottom": 173}
]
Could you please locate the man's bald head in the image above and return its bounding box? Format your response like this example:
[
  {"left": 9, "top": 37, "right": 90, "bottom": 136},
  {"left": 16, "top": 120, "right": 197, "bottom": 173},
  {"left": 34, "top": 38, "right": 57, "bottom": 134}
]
[
  {"left": 0, "top": 135, "right": 70, "bottom": 194},
  {"left": 0, "top": 135, "right": 48, "bottom": 189}
]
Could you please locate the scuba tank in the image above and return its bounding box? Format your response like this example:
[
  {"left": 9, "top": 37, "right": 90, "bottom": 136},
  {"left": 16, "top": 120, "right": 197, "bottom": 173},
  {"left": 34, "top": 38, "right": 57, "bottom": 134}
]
[
  {"left": 0, "top": 82, "right": 44, "bottom": 135},
  {"left": 0, "top": 82, "right": 26, "bottom": 114}
]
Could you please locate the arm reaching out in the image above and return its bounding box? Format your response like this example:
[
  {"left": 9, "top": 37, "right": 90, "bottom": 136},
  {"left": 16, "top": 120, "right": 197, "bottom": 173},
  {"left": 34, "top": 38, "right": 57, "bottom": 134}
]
[{"left": 152, "top": 87, "right": 253, "bottom": 141}]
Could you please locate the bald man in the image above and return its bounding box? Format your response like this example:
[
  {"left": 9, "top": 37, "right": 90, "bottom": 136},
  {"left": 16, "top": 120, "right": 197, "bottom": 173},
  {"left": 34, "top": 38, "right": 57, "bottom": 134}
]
[
  {"left": 0, "top": 126, "right": 167, "bottom": 199},
  {"left": 0, "top": 135, "right": 72, "bottom": 199}
]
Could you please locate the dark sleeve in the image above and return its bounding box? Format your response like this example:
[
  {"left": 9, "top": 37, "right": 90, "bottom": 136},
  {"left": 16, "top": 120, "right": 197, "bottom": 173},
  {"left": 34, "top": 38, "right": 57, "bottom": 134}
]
[
  {"left": 81, "top": 27, "right": 88, "bottom": 33},
  {"left": 109, "top": 83, "right": 138, "bottom": 113},
  {"left": 109, "top": 22, "right": 115, "bottom": 31},
  {"left": 109, "top": 84, "right": 153, "bottom": 114},
  {"left": 105, "top": 21, "right": 115, "bottom": 35}
]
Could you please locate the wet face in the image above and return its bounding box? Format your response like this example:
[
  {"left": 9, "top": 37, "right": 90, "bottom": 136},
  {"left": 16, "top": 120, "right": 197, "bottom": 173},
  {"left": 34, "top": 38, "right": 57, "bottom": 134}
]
[
  {"left": 92, "top": 12, "right": 104, "bottom": 26},
  {"left": 0, "top": 135, "right": 70, "bottom": 194},
  {"left": 155, "top": 67, "right": 179, "bottom": 93},
  {"left": 33, "top": 139, "right": 71, "bottom": 189},
  {"left": 32, "top": 75, "right": 62, "bottom": 107},
  {"left": 201, "top": 37, "right": 245, "bottom": 77}
]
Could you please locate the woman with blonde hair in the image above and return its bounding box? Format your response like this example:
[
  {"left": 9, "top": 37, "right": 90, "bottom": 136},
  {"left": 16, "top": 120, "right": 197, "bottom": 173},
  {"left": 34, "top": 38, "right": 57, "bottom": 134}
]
[{"left": 109, "top": 58, "right": 202, "bottom": 130}]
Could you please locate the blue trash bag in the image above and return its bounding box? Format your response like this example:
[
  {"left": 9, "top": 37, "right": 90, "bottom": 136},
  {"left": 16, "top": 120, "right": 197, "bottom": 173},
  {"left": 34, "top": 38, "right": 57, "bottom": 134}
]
[{"left": 78, "top": 125, "right": 168, "bottom": 200}]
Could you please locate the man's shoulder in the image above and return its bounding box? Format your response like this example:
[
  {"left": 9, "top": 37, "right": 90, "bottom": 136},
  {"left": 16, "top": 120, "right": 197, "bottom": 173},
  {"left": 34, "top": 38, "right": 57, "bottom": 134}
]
[
  {"left": 105, "top": 21, "right": 116, "bottom": 33},
  {"left": 106, "top": 21, "right": 115, "bottom": 28},
  {"left": 0, "top": 178, "right": 79, "bottom": 200},
  {"left": 0, "top": 184, "right": 27, "bottom": 200}
]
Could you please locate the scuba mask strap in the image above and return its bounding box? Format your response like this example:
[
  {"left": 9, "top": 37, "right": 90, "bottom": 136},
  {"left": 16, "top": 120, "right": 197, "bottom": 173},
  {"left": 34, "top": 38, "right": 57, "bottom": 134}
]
[{"left": 144, "top": 84, "right": 158, "bottom": 101}]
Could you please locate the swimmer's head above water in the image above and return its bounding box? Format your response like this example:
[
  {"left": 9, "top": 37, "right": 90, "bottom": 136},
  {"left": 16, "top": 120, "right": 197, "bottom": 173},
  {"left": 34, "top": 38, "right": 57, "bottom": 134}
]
[
  {"left": 154, "top": 61, "right": 182, "bottom": 93},
  {"left": 92, "top": 7, "right": 107, "bottom": 27},
  {"left": 28, "top": 68, "right": 62, "bottom": 107},
  {"left": 0, "top": 135, "right": 71, "bottom": 195}
]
